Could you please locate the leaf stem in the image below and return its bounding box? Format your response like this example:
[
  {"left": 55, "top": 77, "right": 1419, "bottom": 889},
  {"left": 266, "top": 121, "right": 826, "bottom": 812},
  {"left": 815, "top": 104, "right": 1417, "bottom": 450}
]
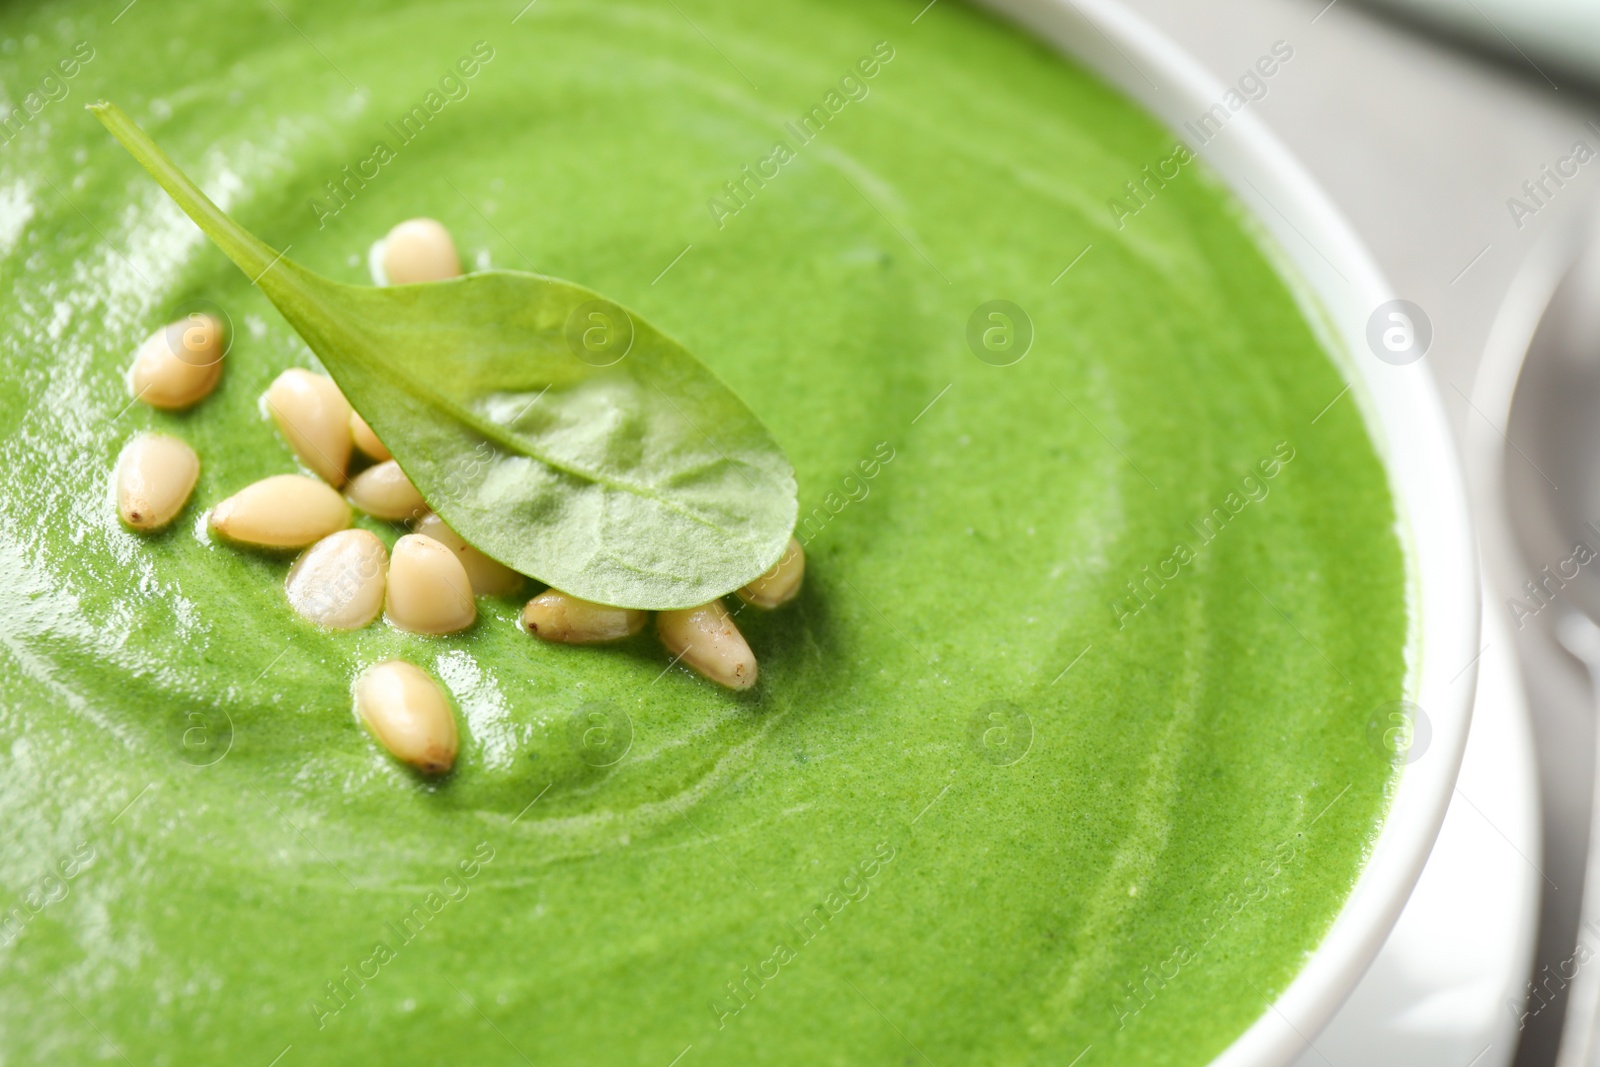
[{"left": 88, "top": 102, "right": 300, "bottom": 295}]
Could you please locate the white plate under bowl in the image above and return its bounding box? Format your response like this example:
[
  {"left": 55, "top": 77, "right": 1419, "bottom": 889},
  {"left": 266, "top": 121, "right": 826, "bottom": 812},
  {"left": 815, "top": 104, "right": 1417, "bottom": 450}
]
[
  {"left": 970, "top": 1, "right": 1483, "bottom": 1063},
  {"left": 1290, "top": 585, "right": 1539, "bottom": 1067}
]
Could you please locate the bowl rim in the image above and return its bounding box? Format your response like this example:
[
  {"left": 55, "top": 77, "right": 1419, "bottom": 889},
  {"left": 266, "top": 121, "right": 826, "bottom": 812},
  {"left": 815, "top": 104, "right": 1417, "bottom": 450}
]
[{"left": 970, "top": 0, "right": 1482, "bottom": 1062}]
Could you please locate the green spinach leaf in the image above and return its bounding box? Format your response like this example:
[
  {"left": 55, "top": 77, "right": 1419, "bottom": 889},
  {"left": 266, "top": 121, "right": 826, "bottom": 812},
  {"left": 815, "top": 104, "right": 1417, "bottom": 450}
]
[{"left": 90, "top": 101, "right": 796, "bottom": 610}]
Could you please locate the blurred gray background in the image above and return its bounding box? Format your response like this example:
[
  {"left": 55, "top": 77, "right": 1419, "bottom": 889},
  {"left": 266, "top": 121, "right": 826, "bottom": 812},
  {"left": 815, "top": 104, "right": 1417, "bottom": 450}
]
[{"left": 1113, "top": 0, "right": 1600, "bottom": 1062}]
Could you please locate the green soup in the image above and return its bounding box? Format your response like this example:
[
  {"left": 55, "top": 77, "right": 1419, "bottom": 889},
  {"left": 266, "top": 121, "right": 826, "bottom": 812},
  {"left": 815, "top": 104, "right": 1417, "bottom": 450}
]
[{"left": 0, "top": 0, "right": 1407, "bottom": 1063}]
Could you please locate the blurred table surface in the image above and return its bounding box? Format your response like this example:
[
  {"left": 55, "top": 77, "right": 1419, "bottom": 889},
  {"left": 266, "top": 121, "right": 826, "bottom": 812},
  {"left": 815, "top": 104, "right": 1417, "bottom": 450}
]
[{"left": 1112, "top": 1, "right": 1600, "bottom": 1063}]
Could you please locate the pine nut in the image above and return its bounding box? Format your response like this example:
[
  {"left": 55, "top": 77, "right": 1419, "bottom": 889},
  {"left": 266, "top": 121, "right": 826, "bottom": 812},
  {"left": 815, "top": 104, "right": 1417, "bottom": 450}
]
[
  {"left": 345, "top": 459, "right": 427, "bottom": 521},
  {"left": 286, "top": 529, "right": 388, "bottom": 630},
  {"left": 210, "top": 474, "right": 351, "bottom": 548},
  {"left": 381, "top": 218, "right": 462, "bottom": 285},
  {"left": 522, "top": 590, "right": 646, "bottom": 644},
  {"left": 264, "top": 369, "right": 352, "bottom": 486},
  {"left": 737, "top": 537, "right": 805, "bottom": 609},
  {"left": 354, "top": 660, "right": 458, "bottom": 774},
  {"left": 657, "top": 601, "right": 758, "bottom": 689},
  {"left": 127, "top": 314, "right": 224, "bottom": 410},
  {"left": 115, "top": 432, "right": 199, "bottom": 531},
  {"left": 385, "top": 533, "right": 476, "bottom": 634},
  {"left": 350, "top": 411, "right": 391, "bottom": 461},
  {"left": 413, "top": 512, "right": 522, "bottom": 596}
]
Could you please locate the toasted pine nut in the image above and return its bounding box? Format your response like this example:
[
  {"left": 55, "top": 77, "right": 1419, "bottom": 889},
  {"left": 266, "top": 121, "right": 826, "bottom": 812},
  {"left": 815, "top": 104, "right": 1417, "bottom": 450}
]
[
  {"left": 413, "top": 512, "right": 522, "bottom": 596},
  {"left": 286, "top": 529, "right": 388, "bottom": 630},
  {"left": 522, "top": 590, "right": 646, "bottom": 644},
  {"left": 350, "top": 411, "right": 391, "bottom": 461},
  {"left": 345, "top": 460, "right": 427, "bottom": 521},
  {"left": 127, "top": 314, "right": 224, "bottom": 409},
  {"left": 115, "top": 432, "right": 199, "bottom": 531},
  {"left": 211, "top": 474, "right": 351, "bottom": 548},
  {"left": 737, "top": 537, "right": 805, "bottom": 609},
  {"left": 264, "top": 369, "right": 352, "bottom": 486},
  {"left": 385, "top": 533, "right": 476, "bottom": 634},
  {"left": 657, "top": 601, "right": 758, "bottom": 689},
  {"left": 380, "top": 218, "right": 462, "bottom": 285},
  {"left": 354, "top": 660, "right": 458, "bottom": 774}
]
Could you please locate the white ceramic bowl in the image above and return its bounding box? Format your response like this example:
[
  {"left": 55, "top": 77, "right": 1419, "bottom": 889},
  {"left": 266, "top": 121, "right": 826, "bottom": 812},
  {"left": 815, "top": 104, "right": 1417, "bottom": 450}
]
[{"left": 970, "top": 1, "right": 1482, "bottom": 1063}]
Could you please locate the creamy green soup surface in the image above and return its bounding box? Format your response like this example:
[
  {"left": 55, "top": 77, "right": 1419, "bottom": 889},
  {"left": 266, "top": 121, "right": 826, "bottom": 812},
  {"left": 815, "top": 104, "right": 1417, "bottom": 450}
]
[{"left": 0, "top": 0, "right": 1407, "bottom": 1064}]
